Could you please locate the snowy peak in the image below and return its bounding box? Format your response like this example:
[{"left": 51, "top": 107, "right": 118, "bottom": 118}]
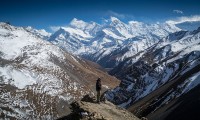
[
  {"left": 110, "top": 16, "right": 120, "bottom": 22},
  {"left": 69, "top": 18, "right": 100, "bottom": 32},
  {"left": 49, "top": 17, "right": 184, "bottom": 56},
  {"left": 25, "top": 26, "right": 51, "bottom": 40},
  {"left": 69, "top": 18, "right": 89, "bottom": 29},
  {"left": 110, "top": 16, "right": 123, "bottom": 25},
  {"left": 128, "top": 21, "right": 143, "bottom": 27}
]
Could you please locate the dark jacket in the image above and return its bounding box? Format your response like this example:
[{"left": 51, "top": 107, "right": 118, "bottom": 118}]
[{"left": 96, "top": 79, "right": 102, "bottom": 91}]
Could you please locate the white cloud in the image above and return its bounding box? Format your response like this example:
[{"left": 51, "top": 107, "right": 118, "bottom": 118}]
[
  {"left": 107, "top": 10, "right": 125, "bottom": 19},
  {"left": 49, "top": 26, "right": 61, "bottom": 32},
  {"left": 173, "top": 9, "right": 184, "bottom": 14},
  {"left": 106, "top": 10, "right": 134, "bottom": 19},
  {"left": 166, "top": 15, "right": 200, "bottom": 25}
]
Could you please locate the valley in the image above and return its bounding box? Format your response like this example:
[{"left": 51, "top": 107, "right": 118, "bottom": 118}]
[{"left": 0, "top": 16, "right": 200, "bottom": 120}]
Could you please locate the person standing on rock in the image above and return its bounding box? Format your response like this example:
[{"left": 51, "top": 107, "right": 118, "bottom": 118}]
[{"left": 96, "top": 77, "right": 102, "bottom": 103}]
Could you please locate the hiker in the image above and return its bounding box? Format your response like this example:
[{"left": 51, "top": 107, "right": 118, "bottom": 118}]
[{"left": 96, "top": 77, "right": 102, "bottom": 103}]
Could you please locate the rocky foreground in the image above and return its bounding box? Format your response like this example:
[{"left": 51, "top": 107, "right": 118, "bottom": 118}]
[{"left": 57, "top": 95, "right": 140, "bottom": 120}]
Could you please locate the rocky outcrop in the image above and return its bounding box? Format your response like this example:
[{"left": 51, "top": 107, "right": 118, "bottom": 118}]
[{"left": 58, "top": 95, "right": 140, "bottom": 120}]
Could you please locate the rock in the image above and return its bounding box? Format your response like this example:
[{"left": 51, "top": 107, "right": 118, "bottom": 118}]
[
  {"left": 57, "top": 95, "right": 140, "bottom": 120},
  {"left": 81, "top": 94, "right": 96, "bottom": 103},
  {"left": 141, "top": 117, "right": 148, "bottom": 120}
]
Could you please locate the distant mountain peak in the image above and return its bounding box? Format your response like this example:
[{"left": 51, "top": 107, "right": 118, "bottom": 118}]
[
  {"left": 49, "top": 17, "right": 184, "bottom": 56},
  {"left": 25, "top": 26, "right": 51, "bottom": 40},
  {"left": 110, "top": 16, "right": 124, "bottom": 26},
  {"left": 69, "top": 18, "right": 88, "bottom": 29},
  {"left": 128, "top": 21, "right": 144, "bottom": 27},
  {"left": 110, "top": 16, "right": 121, "bottom": 22},
  {"left": 70, "top": 18, "right": 82, "bottom": 23}
]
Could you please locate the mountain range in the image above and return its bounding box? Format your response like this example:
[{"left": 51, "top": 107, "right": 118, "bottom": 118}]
[
  {"left": 47, "top": 17, "right": 200, "bottom": 120},
  {"left": 49, "top": 17, "right": 180, "bottom": 56},
  {"left": 0, "top": 16, "right": 200, "bottom": 119}
]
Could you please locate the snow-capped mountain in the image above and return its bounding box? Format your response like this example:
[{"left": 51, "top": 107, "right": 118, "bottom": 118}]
[
  {"left": 49, "top": 17, "right": 180, "bottom": 58},
  {"left": 0, "top": 22, "right": 119, "bottom": 119},
  {"left": 27, "top": 17, "right": 199, "bottom": 119},
  {"left": 105, "top": 27, "right": 200, "bottom": 116},
  {"left": 1, "top": 16, "right": 199, "bottom": 119},
  {"left": 25, "top": 26, "right": 51, "bottom": 40}
]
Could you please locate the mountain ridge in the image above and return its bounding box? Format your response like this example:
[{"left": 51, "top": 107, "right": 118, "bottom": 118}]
[
  {"left": 49, "top": 17, "right": 181, "bottom": 57},
  {"left": 0, "top": 22, "right": 120, "bottom": 119}
]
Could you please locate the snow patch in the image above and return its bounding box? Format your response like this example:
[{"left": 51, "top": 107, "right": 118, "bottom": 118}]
[{"left": 0, "top": 66, "right": 37, "bottom": 89}]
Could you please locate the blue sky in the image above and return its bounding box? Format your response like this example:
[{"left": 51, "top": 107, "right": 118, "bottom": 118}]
[{"left": 0, "top": 0, "right": 200, "bottom": 32}]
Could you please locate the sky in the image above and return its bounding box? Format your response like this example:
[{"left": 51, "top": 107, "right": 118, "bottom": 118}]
[{"left": 0, "top": 0, "right": 200, "bottom": 32}]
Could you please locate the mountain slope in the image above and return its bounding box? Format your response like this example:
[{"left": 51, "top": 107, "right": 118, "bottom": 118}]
[
  {"left": 0, "top": 23, "right": 119, "bottom": 119},
  {"left": 128, "top": 71, "right": 200, "bottom": 120},
  {"left": 105, "top": 27, "right": 200, "bottom": 110}
]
